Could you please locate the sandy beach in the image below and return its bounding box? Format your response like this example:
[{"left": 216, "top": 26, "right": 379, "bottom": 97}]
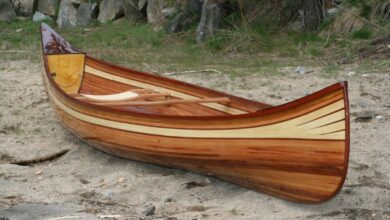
[{"left": 0, "top": 60, "right": 389, "bottom": 219}]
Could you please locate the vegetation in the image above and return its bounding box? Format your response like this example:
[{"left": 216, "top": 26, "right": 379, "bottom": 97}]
[{"left": 0, "top": 0, "right": 388, "bottom": 76}]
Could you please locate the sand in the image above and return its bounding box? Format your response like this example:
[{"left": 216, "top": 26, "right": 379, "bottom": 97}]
[{"left": 0, "top": 60, "right": 389, "bottom": 220}]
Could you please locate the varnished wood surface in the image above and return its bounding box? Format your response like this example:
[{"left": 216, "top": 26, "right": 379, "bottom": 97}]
[
  {"left": 40, "top": 23, "right": 350, "bottom": 203},
  {"left": 92, "top": 97, "right": 231, "bottom": 106},
  {"left": 47, "top": 54, "right": 85, "bottom": 94}
]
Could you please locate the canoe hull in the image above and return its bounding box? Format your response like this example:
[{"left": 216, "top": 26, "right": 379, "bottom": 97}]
[
  {"left": 40, "top": 23, "right": 349, "bottom": 203},
  {"left": 44, "top": 74, "right": 349, "bottom": 203}
]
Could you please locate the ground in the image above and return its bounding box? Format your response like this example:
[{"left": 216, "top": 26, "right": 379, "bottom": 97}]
[{"left": 0, "top": 57, "right": 389, "bottom": 220}]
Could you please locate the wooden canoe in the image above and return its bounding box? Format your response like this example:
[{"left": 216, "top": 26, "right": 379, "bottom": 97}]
[{"left": 40, "top": 23, "right": 350, "bottom": 203}]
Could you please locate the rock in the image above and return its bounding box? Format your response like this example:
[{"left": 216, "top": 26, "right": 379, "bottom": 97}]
[
  {"left": 327, "top": 7, "right": 339, "bottom": 17},
  {"left": 98, "top": 215, "right": 122, "bottom": 219},
  {"left": 184, "top": 181, "right": 208, "bottom": 189},
  {"left": 57, "top": 0, "right": 78, "bottom": 28},
  {"left": 147, "top": 0, "right": 176, "bottom": 29},
  {"left": 12, "top": 0, "right": 34, "bottom": 16},
  {"left": 286, "top": 20, "right": 304, "bottom": 32},
  {"left": 98, "top": 0, "right": 124, "bottom": 23},
  {"left": 117, "top": 176, "right": 125, "bottom": 183},
  {"left": 167, "top": 11, "right": 190, "bottom": 33},
  {"left": 1, "top": 41, "right": 11, "bottom": 50},
  {"left": 79, "top": 190, "right": 96, "bottom": 199},
  {"left": 142, "top": 205, "right": 156, "bottom": 216},
  {"left": 103, "top": 191, "right": 114, "bottom": 197},
  {"left": 164, "top": 198, "right": 172, "bottom": 202},
  {"left": 357, "top": 100, "right": 369, "bottom": 108},
  {"left": 375, "top": 115, "right": 385, "bottom": 121},
  {"left": 295, "top": 66, "right": 306, "bottom": 74},
  {"left": 38, "top": 0, "right": 59, "bottom": 16},
  {"left": 0, "top": 0, "right": 16, "bottom": 22},
  {"left": 138, "top": 0, "right": 147, "bottom": 10},
  {"left": 79, "top": 178, "right": 90, "bottom": 184},
  {"left": 187, "top": 205, "right": 207, "bottom": 212},
  {"left": 167, "top": 0, "right": 202, "bottom": 33},
  {"left": 354, "top": 111, "right": 375, "bottom": 123},
  {"left": 195, "top": 0, "right": 222, "bottom": 42},
  {"left": 347, "top": 71, "right": 356, "bottom": 76},
  {"left": 71, "top": 0, "right": 86, "bottom": 4},
  {"left": 32, "top": 11, "right": 52, "bottom": 22},
  {"left": 77, "top": 2, "right": 98, "bottom": 26},
  {"left": 122, "top": 0, "right": 143, "bottom": 23}
]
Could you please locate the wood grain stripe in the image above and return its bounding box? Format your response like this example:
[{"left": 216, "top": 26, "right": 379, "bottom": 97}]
[{"left": 49, "top": 85, "right": 345, "bottom": 140}]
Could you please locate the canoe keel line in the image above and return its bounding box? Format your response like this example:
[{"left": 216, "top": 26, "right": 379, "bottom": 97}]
[{"left": 40, "top": 23, "right": 350, "bottom": 203}]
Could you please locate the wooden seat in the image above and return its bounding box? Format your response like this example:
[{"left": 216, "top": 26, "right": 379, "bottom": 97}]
[{"left": 80, "top": 90, "right": 139, "bottom": 102}]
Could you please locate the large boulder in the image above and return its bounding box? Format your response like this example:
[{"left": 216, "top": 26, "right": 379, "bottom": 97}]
[
  {"left": 77, "top": 2, "right": 98, "bottom": 26},
  {"left": 57, "top": 0, "right": 97, "bottom": 27},
  {"left": 0, "top": 0, "right": 16, "bottom": 21},
  {"left": 138, "top": 0, "right": 147, "bottom": 10},
  {"left": 38, "top": 0, "right": 60, "bottom": 16},
  {"left": 98, "top": 0, "right": 124, "bottom": 23},
  {"left": 196, "top": 0, "right": 222, "bottom": 42},
  {"left": 12, "top": 0, "right": 34, "bottom": 16},
  {"left": 147, "top": 0, "right": 176, "bottom": 29},
  {"left": 122, "top": 0, "right": 143, "bottom": 23},
  {"left": 57, "top": 0, "right": 78, "bottom": 28}
]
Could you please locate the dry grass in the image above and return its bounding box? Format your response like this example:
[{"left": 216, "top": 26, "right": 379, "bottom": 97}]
[
  {"left": 331, "top": 7, "right": 367, "bottom": 33},
  {"left": 370, "top": 0, "right": 390, "bottom": 20},
  {"left": 327, "top": 0, "right": 389, "bottom": 35}
]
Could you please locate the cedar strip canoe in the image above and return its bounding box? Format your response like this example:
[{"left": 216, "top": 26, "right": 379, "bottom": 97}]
[{"left": 39, "top": 23, "right": 350, "bottom": 203}]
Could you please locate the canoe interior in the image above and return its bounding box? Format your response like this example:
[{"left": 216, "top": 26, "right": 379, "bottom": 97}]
[
  {"left": 40, "top": 23, "right": 350, "bottom": 203},
  {"left": 46, "top": 53, "right": 272, "bottom": 116}
]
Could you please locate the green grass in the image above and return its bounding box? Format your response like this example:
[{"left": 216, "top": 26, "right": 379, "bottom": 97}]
[
  {"left": 0, "top": 19, "right": 388, "bottom": 77},
  {"left": 324, "top": 64, "right": 341, "bottom": 76},
  {"left": 352, "top": 28, "right": 372, "bottom": 39},
  {"left": 229, "top": 208, "right": 238, "bottom": 215}
]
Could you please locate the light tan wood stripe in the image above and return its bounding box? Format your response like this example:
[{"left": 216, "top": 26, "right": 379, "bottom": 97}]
[
  {"left": 299, "top": 110, "right": 345, "bottom": 129},
  {"left": 49, "top": 86, "right": 345, "bottom": 140},
  {"left": 281, "top": 100, "right": 344, "bottom": 127},
  {"left": 84, "top": 65, "right": 246, "bottom": 115},
  {"left": 311, "top": 121, "right": 345, "bottom": 135}
]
